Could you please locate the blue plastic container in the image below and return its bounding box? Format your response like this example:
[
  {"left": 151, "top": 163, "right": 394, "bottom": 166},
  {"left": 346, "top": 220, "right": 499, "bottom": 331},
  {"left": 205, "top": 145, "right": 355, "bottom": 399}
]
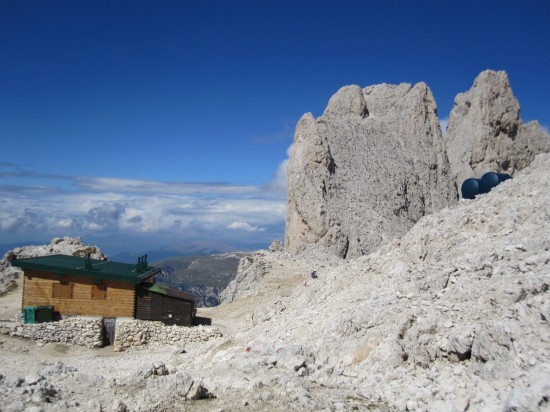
[{"left": 23, "top": 306, "right": 37, "bottom": 324}]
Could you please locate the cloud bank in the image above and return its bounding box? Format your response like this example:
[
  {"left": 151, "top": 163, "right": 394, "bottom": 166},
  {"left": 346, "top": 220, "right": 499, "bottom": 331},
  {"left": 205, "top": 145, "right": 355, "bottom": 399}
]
[{"left": 0, "top": 162, "right": 289, "bottom": 254}]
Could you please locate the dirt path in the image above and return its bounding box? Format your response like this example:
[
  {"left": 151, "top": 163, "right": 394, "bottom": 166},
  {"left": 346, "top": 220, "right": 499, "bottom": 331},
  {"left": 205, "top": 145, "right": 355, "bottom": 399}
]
[{"left": 0, "top": 286, "right": 21, "bottom": 321}]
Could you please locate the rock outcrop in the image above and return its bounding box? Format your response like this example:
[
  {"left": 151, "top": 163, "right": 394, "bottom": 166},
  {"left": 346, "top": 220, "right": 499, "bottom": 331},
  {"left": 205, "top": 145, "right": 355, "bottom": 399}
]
[
  {"left": 286, "top": 70, "right": 550, "bottom": 258},
  {"left": 285, "top": 82, "right": 456, "bottom": 258},
  {"left": 212, "top": 153, "right": 550, "bottom": 411},
  {"left": 446, "top": 70, "right": 550, "bottom": 190},
  {"left": 0, "top": 237, "right": 107, "bottom": 296},
  {"left": 220, "top": 244, "right": 343, "bottom": 304}
]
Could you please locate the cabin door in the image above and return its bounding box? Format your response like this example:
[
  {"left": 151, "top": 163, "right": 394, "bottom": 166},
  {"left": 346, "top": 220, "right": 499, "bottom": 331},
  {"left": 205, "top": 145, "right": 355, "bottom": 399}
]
[{"left": 103, "top": 318, "right": 116, "bottom": 346}]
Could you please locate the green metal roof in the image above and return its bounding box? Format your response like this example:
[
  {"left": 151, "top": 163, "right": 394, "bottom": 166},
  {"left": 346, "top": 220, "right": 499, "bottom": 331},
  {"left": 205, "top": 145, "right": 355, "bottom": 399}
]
[
  {"left": 146, "top": 284, "right": 196, "bottom": 302},
  {"left": 11, "top": 254, "right": 160, "bottom": 285},
  {"left": 147, "top": 284, "right": 167, "bottom": 294}
]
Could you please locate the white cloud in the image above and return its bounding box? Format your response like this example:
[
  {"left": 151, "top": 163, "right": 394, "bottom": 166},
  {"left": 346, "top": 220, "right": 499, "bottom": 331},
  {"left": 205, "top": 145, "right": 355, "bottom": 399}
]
[
  {"left": 0, "top": 165, "right": 287, "bottom": 251},
  {"left": 73, "top": 176, "right": 262, "bottom": 196},
  {"left": 227, "top": 221, "right": 265, "bottom": 232},
  {"left": 266, "top": 144, "right": 292, "bottom": 196}
]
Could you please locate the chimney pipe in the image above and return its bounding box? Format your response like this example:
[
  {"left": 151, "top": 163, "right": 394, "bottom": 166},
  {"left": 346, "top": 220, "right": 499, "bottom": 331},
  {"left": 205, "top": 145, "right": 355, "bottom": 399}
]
[{"left": 85, "top": 253, "right": 92, "bottom": 270}]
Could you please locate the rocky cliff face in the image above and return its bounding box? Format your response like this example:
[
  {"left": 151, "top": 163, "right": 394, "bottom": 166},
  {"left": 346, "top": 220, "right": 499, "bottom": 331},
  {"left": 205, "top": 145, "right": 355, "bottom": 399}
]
[
  {"left": 209, "top": 153, "right": 550, "bottom": 411},
  {"left": 286, "top": 70, "right": 550, "bottom": 258},
  {"left": 445, "top": 70, "right": 550, "bottom": 190},
  {"left": 285, "top": 82, "right": 456, "bottom": 258}
]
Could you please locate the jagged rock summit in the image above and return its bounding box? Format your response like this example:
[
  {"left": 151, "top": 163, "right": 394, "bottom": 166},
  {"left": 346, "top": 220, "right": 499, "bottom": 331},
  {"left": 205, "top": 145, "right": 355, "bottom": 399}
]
[
  {"left": 286, "top": 70, "right": 550, "bottom": 258},
  {"left": 446, "top": 70, "right": 550, "bottom": 190},
  {"left": 0, "top": 237, "right": 107, "bottom": 296},
  {"left": 285, "top": 81, "right": 456, "bottom": 259}
]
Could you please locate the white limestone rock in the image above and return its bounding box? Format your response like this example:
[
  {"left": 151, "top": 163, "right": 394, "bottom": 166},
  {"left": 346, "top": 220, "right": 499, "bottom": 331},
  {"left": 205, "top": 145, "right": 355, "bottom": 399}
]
[
  {"left": 24, "top": 373, "right": 43, "bottom": 386},
  {"left": 268, "top": 239, "right": 284, "bottom": 253},
  {"left": 216, "top": 153, "right": 550, "bottom": 410},
  {"left": 445, "top": 70, "right": 550, "bottom": 191},
  {"left": 220, "top": 251, "right": 271, "bottom": 303},
  {"left": 132, "top": 370, "right": 213, "bottom": 411},
  {"left": 4, "top": 236, "right": 107, "bottom": 262},
  {"left": 285, "top": 82, "right": 456, "bottom": 258},
  {"left": 504, "top": 363, "right": 550, "bottom": 411}
]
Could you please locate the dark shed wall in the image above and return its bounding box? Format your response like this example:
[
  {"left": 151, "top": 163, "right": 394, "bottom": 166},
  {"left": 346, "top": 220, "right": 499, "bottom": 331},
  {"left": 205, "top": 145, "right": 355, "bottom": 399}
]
[
  {"left": 151, "top": 293, "right": 163, "bottom": 321},
  {"left": 160, "top": 295, "right": 194, "bottom": 326},
  {"left": 135, "top": 288, "right": 194, "bottom": 326},
  {"left": 135, "top": 288, "right": 152, "bottom": 320}
]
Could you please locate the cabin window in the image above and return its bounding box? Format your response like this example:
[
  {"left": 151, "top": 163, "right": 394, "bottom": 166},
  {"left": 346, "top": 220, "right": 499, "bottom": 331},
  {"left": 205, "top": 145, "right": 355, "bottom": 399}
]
[
  {"left": 92, "top": 284, "right": 107, "bottom": 300},
  {"left": 52, "top": 283, "right": 73, "bottom": 299}
]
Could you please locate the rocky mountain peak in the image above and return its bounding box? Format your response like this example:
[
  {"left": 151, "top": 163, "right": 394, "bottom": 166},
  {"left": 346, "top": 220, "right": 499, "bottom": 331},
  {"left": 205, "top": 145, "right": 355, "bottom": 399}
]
[
  {"left": 322, "top": 85, "right": 369, "bottom": 119},
  {"left": 285, "top": 80, "right": 455, "bottom": 258},
  {"left": 286, "top": 70, "right": 550, "bottom": 259},
  {"left": 215, "top": 152, "right": 550, "bottom": 411},
  {"left": 445, "top": 70, "right": 550, "bottom": 189}
]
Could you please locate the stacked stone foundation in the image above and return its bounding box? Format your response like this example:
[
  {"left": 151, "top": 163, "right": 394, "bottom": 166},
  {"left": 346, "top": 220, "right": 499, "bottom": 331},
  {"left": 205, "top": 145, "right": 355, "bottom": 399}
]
[
  {"left": 113, "top": 318, "right": 222, "bottom": 351},
  {"left": 1, "top": 317, "right": 104, "bottom": 348},
  {"left": 0, "top": 317, "right": 222, "bottom": 350}
]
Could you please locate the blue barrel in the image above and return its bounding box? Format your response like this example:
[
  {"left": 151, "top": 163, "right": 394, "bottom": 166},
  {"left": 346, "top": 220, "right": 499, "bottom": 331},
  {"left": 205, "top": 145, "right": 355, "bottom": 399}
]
[
  {"left": 498, "top": 173, "right": 512, "bottom": 182},
  {"left": 461, "top": 172, "right": 513, "bottom": 199},
  {"left": 461, "top": 178, "right": 480, "bottom": 199},
  {"left": 23, "top": 306, "right": 37, "bottom": 324},
  {"left": 479, "top": 172, "right": 501, "bottom": 194}
]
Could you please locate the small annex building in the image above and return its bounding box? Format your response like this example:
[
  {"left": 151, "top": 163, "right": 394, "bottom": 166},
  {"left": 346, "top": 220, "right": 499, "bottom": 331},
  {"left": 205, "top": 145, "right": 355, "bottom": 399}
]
[
  {"left": 136, "top": 284, "right": 196, "bottom": 326},
  {"left": 11, "top": 254, "right": 196, "bottom": 326}
]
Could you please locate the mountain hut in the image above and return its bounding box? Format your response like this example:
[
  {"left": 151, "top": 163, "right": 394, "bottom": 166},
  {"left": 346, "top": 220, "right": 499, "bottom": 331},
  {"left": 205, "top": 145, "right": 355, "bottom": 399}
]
[{"left": 11, "top": 254, "right": 196, "bottom": 326}]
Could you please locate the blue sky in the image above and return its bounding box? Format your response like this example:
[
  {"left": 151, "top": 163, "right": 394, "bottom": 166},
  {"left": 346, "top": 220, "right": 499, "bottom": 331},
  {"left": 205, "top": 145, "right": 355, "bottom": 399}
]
[{"left": 1, "top": 1, "right": 549, "bottom": 256}]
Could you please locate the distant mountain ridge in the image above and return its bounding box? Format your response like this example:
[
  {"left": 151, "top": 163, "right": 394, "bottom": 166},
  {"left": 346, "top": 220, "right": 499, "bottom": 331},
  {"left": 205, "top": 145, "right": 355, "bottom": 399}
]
[
  {"left": 92, "top": 238, "right": 265, "bottom": 263},
  {"left": 153, "top": 252, "right": 249, "bottom": 307}
]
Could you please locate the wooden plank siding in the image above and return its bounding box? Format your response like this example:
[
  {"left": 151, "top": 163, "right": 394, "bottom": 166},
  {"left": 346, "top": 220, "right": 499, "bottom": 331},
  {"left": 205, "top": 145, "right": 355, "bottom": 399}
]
[
  {"left": 135, "top": 288, "right": 194, "bottom": 326},
  {"left": 161, "top": 295, "right": 194, "bottom": 326},
  {"left": 22, "top": 269, "right": 135, "bottom": 318},
  {"left": 135, "top": 289, "right": 153, "bottom": 320},
  {"left": 151, "top": 293, "right": 164, "bottom": 321}
]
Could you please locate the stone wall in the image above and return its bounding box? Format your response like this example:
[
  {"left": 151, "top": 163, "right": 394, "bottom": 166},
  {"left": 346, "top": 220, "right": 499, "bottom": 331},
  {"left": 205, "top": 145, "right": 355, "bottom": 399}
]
[
  {"left": 0, "top": 317, "right": 223, "bottom": 351},
  {"left": 113, "top": 318, "right": 223, "bottom": 351},
  {"left": 2, "top": 317, "right": 103, "bottom": 348}
]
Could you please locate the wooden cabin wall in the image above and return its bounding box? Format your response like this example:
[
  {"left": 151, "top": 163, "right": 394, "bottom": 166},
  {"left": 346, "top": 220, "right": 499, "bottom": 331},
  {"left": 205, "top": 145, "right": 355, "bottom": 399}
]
[
  {"left": 23, "top": 269, "right": 135, "bottom": 318},
  {"left": 135, "top": 288, "right": 153, "bottom": 320},
  {"left": 135, "top": 289, "right": 194, "bottom": 326},
  {"left": 160, "top": 295, "right": 194, "bottom": 326}
]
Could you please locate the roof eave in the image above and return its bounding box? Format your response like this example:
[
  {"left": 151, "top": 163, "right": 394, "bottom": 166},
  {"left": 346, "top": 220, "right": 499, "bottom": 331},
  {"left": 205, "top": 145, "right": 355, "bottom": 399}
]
[{"left": 11, "top": 260, "right": 161, "bottom": 285}]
